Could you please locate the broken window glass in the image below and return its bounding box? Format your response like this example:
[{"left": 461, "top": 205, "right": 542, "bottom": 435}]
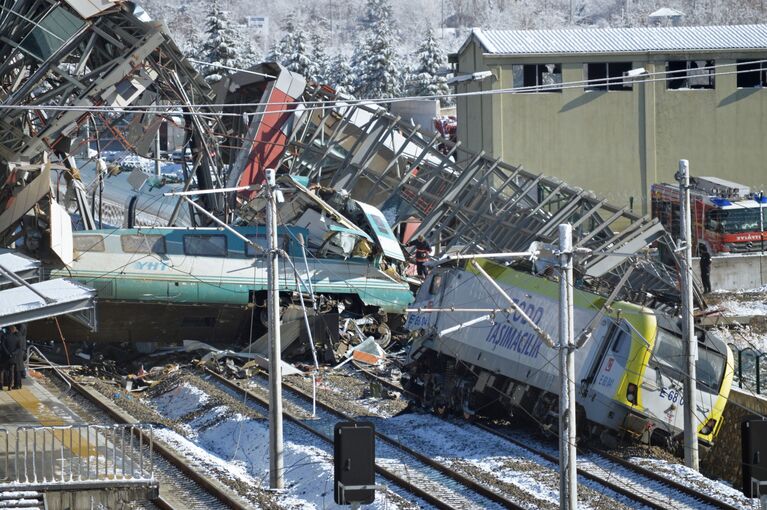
[
  {"left": 19, "top": 6, "right": 84, "bottom": 61},
  {"left": 666, "top": 60, "right": 715, "bottom": 89},
  {"left": 511, "top": 64, "right": 562, "bottom": 92}
]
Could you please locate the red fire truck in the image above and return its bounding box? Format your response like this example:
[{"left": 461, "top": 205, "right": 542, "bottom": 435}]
[{"left": 651, "top": 176, "right": 767, "bottom": 256}]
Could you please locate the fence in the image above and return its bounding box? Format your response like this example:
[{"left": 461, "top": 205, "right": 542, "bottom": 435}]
[
  {"left": 0, "top": 424, "right": 153, "bottom": 485},
  {"left": 730, "top": 344, "right": 767, "bottom": 395}
]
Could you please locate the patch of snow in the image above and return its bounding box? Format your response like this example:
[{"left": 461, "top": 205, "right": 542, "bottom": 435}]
[
  {"left": 151, "top": 382, "right": 210, "bottom": 420},
  {"left": 149, "top": 383, "right": 414, "bottom": 508},
  {"left": 716, "top": 299, "right": 767, "bottom": 317}
]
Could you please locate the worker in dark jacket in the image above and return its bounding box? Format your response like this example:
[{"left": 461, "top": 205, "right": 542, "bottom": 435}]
[
  {"left": 700, "top": 249, "right": 712, "bottom": 294},
  {"left": 4, "top": 325, "right": 25, "bottom": 389},
  {"left": 0, "top": 328, "right": 9, "bottom": 390},
  {"left": 407, "top": 235, "right": 431, "bottom": 278}
]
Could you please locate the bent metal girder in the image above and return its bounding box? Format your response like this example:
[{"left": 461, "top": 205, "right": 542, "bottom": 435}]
[
  {"left": 280, "top": 86, "right": 692, "bottom": 310},
  {"left": 0, "top": 0, "right": 224, "bottom": 229}
]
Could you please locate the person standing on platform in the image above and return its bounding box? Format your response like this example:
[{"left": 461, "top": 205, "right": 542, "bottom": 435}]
[
  {"left": 407, "top": 235, "right": 432, "bottom": 278},
  {"left": 0, "top": 328, "right": 9, "bottom": 390},
  {"left": 5, "top": 325, "right": 25, "bottom": 389},
  {"left": 700, "top": 248, "right": 712, "bottom": 294}
]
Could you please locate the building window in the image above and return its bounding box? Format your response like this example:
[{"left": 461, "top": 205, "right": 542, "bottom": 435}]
[
  {"left": 183, "top": 234, "right": 227, "bottom": 257},
  {"left": 512, "top": 64, "right": 562, "bottom": 92},
  {"left": 584, "top": 62, "right": 633, "bottom": 91},
  {"left": 667, "top": 60, "right": 715, "bottom": 89},
  {"left": 737, "top": 60, "right": 767, "bottom": 88}
]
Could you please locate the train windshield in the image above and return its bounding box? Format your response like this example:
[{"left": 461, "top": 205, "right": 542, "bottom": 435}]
[
  {"left": 653, "top": 329, "right": 726, "bottom": 391},
  {"left": 706, "top": 208, "right": 766, "bottom": 234}
]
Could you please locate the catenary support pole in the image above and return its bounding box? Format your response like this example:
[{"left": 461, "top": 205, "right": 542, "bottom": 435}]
[
  {"left": 677, "top": 159, "right": 699, "bottom": 471},
  {"left": 558, "top": 224, "right": 577, "bottom": 510},
  {"left": 155, "top": 125, "right": 161, "bottom": 177},
  {"left": 266, "top": 169, "right": 285, "bottom": 489}
]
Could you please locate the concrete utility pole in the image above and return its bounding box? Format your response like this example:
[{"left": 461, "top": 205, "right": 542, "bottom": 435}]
[
  {"left": 558, "top": 224, "right": 577, "bottom": 510},
  {"left": 676, "top": 159, "right": 699, "bottom": 471},
  {"left": 266, "top": 168, "right": 285, "bottom": 489},
  {"left": 154, "top": 126, "right": 161, "bottom": 177}
]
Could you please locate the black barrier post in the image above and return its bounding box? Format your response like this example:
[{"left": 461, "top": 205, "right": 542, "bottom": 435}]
[
  {"left": 334, "top": 421, "right": 376, "bottom": 506},
  {"left": 742, "top": 419, "right": 767, "bottom": 498},
  {"left": 738, "top": 348, "right": 743, "bottom": 389}
]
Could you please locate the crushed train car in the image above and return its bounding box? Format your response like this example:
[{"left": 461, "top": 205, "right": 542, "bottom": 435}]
[{"left": 29, "top": 177, "right": 413, "bottom": 356}]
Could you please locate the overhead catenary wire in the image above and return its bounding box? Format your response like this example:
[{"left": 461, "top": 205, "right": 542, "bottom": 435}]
[{"left": 2, "top": 58, "right": 767, "bottom": 119}]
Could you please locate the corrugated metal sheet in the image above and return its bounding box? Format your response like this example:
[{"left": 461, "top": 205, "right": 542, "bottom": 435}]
[{"left": 473, "top": 25, "right": 767, "bottom": 55}]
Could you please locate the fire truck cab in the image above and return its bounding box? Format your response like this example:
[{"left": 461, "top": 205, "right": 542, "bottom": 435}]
[{"left": 651, "top": 176, "right": 767, "bottom": 256}]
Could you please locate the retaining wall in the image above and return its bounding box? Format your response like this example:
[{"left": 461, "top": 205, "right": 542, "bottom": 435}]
[
  {"left": 701, "top": 387, "right": 767, "bottom": 489},
  {"left": 692, "top": 253, "right": 767, "bottom": 292}
]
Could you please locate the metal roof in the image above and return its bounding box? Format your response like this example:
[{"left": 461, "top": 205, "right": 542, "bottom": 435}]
[{"left": 471, "top": 25, "right": 767, "bottom": 55}]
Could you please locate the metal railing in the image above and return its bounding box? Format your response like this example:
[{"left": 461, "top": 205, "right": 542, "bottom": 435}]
[
  {"left": 1, "top": 424, "right": 153, "bottom": 485},
  {"left": 730, "top": 344, "right": 767, "bottom": 394}
]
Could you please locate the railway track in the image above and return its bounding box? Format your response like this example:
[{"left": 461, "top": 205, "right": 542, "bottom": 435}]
[
  {"left": 43, "top": 365, "right": 252, "bottom": 510},
  {"left": 205, "top": 368, "right": 529, "bottom": 510},
  {"left": 354, "top": 362, "right": 744, "bottom": 510}
]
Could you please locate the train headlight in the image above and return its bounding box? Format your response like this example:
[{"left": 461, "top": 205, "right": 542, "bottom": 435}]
[
  {"left": 700, "top": 418, "right": 717, "bottom": 435},
  {"left": 626, "top": 383, "right": 638, "bottom": 405}
]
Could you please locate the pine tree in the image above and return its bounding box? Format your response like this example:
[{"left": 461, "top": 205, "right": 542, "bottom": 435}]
[
  {"left": 328, "top": 55, "right": 355, "bottom": 96},
  {"left": 352, "top": 0, "right": 403, "bottom": 100},
  {"left": 407, "top": 26, "right": 451, "bottom": 104},
  {"left": 309, "top": 25, "right": 330, "bottom": 84},
  {"left": 268, "top": 11, "right": 315, "bottom": 79},
  {"left": 198, "top": 1, "right": 240, "bottom": 84}
]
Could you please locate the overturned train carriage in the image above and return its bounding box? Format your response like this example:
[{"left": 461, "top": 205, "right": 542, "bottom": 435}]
[
  {"left": 404, "top": 259, "right": 733, "bottom": 448},
  {"left": 29, "top": 222, "right": 413, "bottom": 350}
]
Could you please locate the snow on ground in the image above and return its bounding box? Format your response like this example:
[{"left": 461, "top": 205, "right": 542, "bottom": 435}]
[
  {"left": 148, "top": 381, "right": 416, "bottom": 509},
  {"left": 714, "top": 298, "right": 767, "bottom": 318},
  {"left": 630, "top": 458, "right": 758, "bottom": 510},
  {"left": 146, "top": 379, "right": 760, "bottom": 509}
]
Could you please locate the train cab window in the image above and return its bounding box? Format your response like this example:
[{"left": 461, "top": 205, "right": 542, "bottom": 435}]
[
  {"left": 183, "top": 234, "right": 227, "bottom": 257},
  {"left": 428, "top": 273, "right": 443, "bottom": 295},
  {"left": 653, "top": 329, "right": 686, "bottom": 375},
  {"left": 121, "top": 234, "right": 166, "bottom": 254},
  {"left": 73, "top": 235, "right": 105, "bottom": 253},
  {"left": 653, "top": 329, "right": 725, "bottom": 391},
  {"left": 610, "top": 324, "right": 629, "bottom": 353}
]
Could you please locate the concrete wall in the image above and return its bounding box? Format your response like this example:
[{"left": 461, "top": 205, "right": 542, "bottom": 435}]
[
  {"left": 693, "top": 254, "right": 767, "bottom": 291},
  {"left": 702, "top": 387, "right": 767, "bottom": 489},
  {"left": 454, "top": 38, "right": 767, "bottom": 214}
]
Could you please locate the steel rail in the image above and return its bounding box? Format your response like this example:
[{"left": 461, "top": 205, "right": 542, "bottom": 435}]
[
  {"left": 205, "top": 368, "right": 527, "bottom": 510},
  {"left": 50, "top": 368, "right": 251, "bottom": 510},
  {"left": 353, "top": 362, "right": 741, "bottom": 510}
]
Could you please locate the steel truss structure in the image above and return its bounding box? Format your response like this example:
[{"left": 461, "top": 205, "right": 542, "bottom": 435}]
[
  {"left": 0, "top": 0, "right": 692, "bottom": 309},
  {"left": 0, "top": 0, "right": 226, "bottom": 238},
  {"left": 277, "top": 87, "right": 691, "bottom": 309}
]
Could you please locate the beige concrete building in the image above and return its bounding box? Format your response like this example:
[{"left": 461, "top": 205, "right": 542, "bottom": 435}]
[{"left": 450, "top": 25, "right": 767, "bottom": 213}]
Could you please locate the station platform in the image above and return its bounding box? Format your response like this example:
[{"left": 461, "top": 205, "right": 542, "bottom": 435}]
[{"left": 0, "top": 371, "right": 158, "bottom": 510}]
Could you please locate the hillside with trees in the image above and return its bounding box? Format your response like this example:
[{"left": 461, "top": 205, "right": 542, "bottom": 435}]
[{"left": 140, "top": 0, "right": 767, "bottom": 96}]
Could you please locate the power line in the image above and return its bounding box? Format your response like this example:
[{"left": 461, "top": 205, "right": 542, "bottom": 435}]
[{"left": 2, "top": 58, "right": 766, "bottom": 118}]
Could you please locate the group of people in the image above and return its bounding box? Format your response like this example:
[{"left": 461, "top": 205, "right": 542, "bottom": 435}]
[{"left": 0, "top": 324, "right": 27, "bottom": 390}]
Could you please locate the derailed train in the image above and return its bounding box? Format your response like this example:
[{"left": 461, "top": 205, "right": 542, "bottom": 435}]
[{"left": 403, "top": 258, "right": 734, "bottom": 448}]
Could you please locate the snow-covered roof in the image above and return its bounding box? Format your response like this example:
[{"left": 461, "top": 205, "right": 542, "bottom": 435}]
[
  {"left": 465, "top": 24, "right": 767, "bottom": 56},
  {"left": 649, "top": 7, "right": 685, "bottom": 18}
]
